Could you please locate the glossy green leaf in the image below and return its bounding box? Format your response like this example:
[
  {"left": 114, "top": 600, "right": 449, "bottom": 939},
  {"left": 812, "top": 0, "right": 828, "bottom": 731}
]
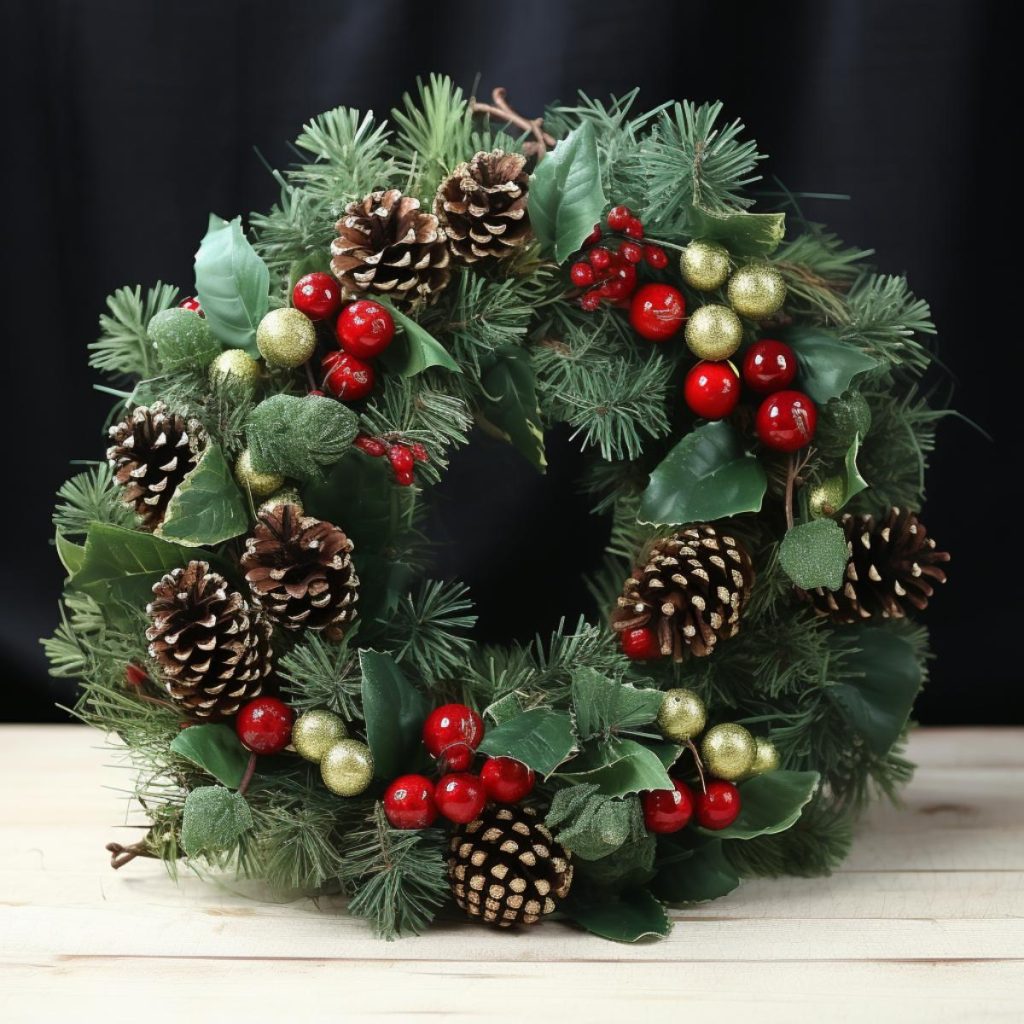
[
  {"left": 700, "top": 770, "right": 819, "bottom": 840},
  {"left": 302, "top": 452, "right": 398, "bottom": 551},
  {"left": 652, "top": 838, "right": 740, "bottom": 904},
  {"left": 170, "top": 724, "right": 251, "bottom": 789},
  {"left": 529, "top": 122, "right": 608, "bottom": 263},
  {"left": 779, "top": 518, "right": 850, "bottom": 591},
  {"left": 831, "top": 627, "right": 922, "bottom": 754},
  {"left": 180, "top": 786, "right": 253, "bottom": 857},
  {"left": 194, "top": 214, "right": 269, "bottom": 357},
  {"left": 638, "top": 421, "right": 766, "bottom": 526},
  {"left": 359, "top": 649, "right": 429, "bottom": 779},
  {"left": 157, "top": 445, "right": 249, "bottom": 547},
  {"left": 571, "top": 667, "right": 662, "bottom": 740},
  {"left": 379, "top": 301, "right": 460, "bottom": 376},
  {"left": 787, "top": 327, "right": 880, "bottom": 404},
  {"left": 839, "top": 432, "right": 869, "bottom": 508},
  {"left": 55, "top": 532, "right": 86, "bottom": 576},
  {"left": 686, "top": 205, "right": 786, "bottom": 258},
  {"left": 477, "top": 708, "right": 575, "bottom": 776},
  {"left": 558, "top": 738, "right": 673, "bottom": 797},
  {"left": 477, "top": 345, "right": 546, "bottom": 471},
  {"left": 565, "top": 888, "right": 670, "bottom": 942}
]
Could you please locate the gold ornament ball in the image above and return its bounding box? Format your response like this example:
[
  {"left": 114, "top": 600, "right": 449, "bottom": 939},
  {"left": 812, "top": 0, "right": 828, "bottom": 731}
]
[
  {"left": 751, "top": 737, "right": 780, "bottom": 776},
  {"left": 685, "top": 304, "right": 744, "bottom": 361},
  {"left": 809, "top": 476, "right": 845, "bottom": 519},
  {"left": 320, "top": 738, "right": 374, "bottom": 796},
  {"left": 701, "top": 723, "right": 756, "bottom": 781},
  {"left": 258, "top": 488, "right": 304, "bottom": 518},
  {"left": 235, "top": 448, "right": 285, "bottom": 497},
  {"left": 680, "top": 240, "right": 731, "bottom": 292},
  {"left": 727, "top": 264, "right": 787, "bottom": 320},
  {"left": 292, "top": 709, "right": 348, "bottom": 763},
  {"left": 209, "top": 348, "right": 260, "bottom": 387},
  {"left": 657, "top": 688, "right": 707, "bottom": 742},
  {"left": 256, "top": 307, "right": 316, "bottom": 368}
]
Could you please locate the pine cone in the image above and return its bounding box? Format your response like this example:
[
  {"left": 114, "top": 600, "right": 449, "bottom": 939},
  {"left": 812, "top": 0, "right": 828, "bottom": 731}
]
[
  {"left": 241, "top": 504, "right": 359, "bottom": 641},
  {"left": 434, "top": 150, "right": 531, "bottom": 263},
  {"left": 330, "top": 189, "right": 451, "bottom": 305},
  {"left": 107, "top": 403, "right": 205, "bottom": 530},
  {"left": 447, "top": 805, "right": 573, "bottom": 928},
  {"left": 146, "top": 561, "right": 272, "bottom": 718},
  {"left": 611, "top": 525, "right": 755, "bottom": 660},
  {"left": 797, "top": 507, "right": 949, "bottom": 623}
]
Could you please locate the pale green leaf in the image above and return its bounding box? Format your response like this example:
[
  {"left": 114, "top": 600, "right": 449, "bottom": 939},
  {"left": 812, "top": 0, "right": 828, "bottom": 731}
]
[
  {"left": 787, "top": 327, "right": 880, "bottom": 404},
  {"left": 157, "top": 445, "right": 249, "bottom": 547}
]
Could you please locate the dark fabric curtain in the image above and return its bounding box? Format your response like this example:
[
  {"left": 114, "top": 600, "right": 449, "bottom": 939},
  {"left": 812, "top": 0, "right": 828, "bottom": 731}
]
[{"left": 2, "top": 0, "right": 1016, "bottom": 722}]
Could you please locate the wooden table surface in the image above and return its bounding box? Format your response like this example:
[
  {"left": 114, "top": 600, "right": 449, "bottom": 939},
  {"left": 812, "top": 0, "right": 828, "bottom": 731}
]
[{"left": 1, "top": 725, "right": 1022, "bottom": 1022}]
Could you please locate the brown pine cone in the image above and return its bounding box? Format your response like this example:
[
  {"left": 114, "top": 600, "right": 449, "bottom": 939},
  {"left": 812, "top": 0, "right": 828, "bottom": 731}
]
[
  {"left": 434, "top": 150, "right": 531, "bottom": 263},
  {"left": 241, "top": 504, "right": 359, "bottom": 641},
  {"left": 797, "top": 507, "right": 949, "bottom": 623},
  {"left": 146, "top": 561, "right": 272, "bottom": 718},
  {"left": 611, "top": 525, "right": 755, "bottom": 660},
  {"left": 330, "top": 189, "right": 450, "bottom": 306},
  {"left": 107, "top": 403, "right": 205, "bottom": 530}
]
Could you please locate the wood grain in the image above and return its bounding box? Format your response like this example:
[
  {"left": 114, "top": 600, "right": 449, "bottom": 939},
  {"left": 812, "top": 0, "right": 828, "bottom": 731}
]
[{"left": 1, "top": 725, "right": 1022, "bottom": 1022}]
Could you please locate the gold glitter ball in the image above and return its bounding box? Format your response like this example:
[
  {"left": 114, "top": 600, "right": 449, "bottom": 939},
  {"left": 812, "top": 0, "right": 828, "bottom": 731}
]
[
  {"left": 292, "top": 709, "right": 348, "bottom": 763},
  {"left": 256, "top": 307, "right": 316, "bottom": 368},
  {"left": 320, "top": 738, "right": 374, "bottom": 796},
  {"left": 657, "top": 688, "right": 707, "bottom": 742},
  {"left": 727, "top": 264, "right": 787, "bottom": 319},
  {"left": 209, "top": 348, "right": 260, "bottom": 387},
  {"left": 701, "top": 723, "right": 756, "bottom": 781},
  {"left": 751, "top": 736, "right": 780, "bottom": 776},
  {"left": 235, "top": 448, "right": 285, "bottom": 497},
  {"left": 258, "top": 488, "right": 304, "bottom": 518},
  {"left": 809, "top": 476, "right": 845, "bottom": 519},
  {"left": 684, "top": 304, "right": 743, "bottom": 360},
  {"left": 679, "top": 240, "right": 731, "bottom": 292}
]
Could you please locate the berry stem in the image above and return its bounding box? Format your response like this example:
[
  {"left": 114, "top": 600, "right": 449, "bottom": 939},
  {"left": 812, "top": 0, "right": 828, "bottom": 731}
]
[
  {"left": 471, "top": 87, "right": 556, "bottom": 155},
  {"left": 237, "top": 752, "right": 258, "bottom": 797},
  {"left": 105, "top": 837, "right": 156, "bottom": 870},
  {"left": 686, "top": 739, "right": 708, "bottom": 794}
]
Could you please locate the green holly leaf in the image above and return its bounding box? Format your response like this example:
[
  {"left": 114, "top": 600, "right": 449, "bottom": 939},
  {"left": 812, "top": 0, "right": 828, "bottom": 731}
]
[
  {"left": 786, "top": 326, "right": 880, "bottom": 404},
  {"left": 170, "top": 724, "right": 251, "bottom": 788},
  {"left": 477, "top": 707, "right": 575, "bottom": 776},
  {"left": 477, "top": 345, "right": 546, "bottom": 472},
  {"left": 779, "top": 518, "right": 850, "bottom": 591},
  {"left": 180, "top": 786, "right": 253, "bottom": 857},
  {"left": 575, "top": 833, "right": 657, "bottom": 889},
  {"left": 564, "top": 888, "right": 670, "bottom": 943},
  {"left": 638, "top": 421, "right": 767, "bottom": 526},
  {"left": 831, "top": 627, "right": 922, "bottom": 754},
  {"left": 359, "top": 650, "right": 430, "bottom": 779},
  {"left": 148, "top": 307, "right": 220, "bottom": 372},
  {"left": 529, "top": 122, "right": 607, "bottom": 263},
  {"left": 558, "top": 738, "right": 673, "bottom": 797},
  {"left": 483, "top": 692, "right": 522, "bottom": 726},
  {"left": 194, "top": 214, "right": 269, "bottom": 357},
  {"left": 652, "top": 838, "right": 740, "bottom": 904},
  {"left": 157, "top": 445, "right": 249, "bottom": 547},
  {"left": 379, "top": 301, "right": 460, "bottom": 376},
  {"left": 246, "top": 394, "right": 358, "bottom": 482},
  {"left": 570, "top": 667, "right": 662, "bottom": 741},
  {"left": 700, "top": 770, "right": 819, "bottom": 840},
  {"left": 54, "top": 531, "right": 86, "bottom": 577},
  {"left": 686, "top": 205, "right": 786, "bottom": 258}
]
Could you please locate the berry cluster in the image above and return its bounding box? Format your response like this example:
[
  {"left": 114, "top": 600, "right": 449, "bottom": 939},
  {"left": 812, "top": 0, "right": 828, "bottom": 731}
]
[
  {"left": 570, "top": 205, "right": 668, "bottom": 312},
  {"left": 382, "top": 703, "right": 536, "bottom": 829},
  {"left": 354, "top": 433, "right": 429, "bottom": 486},
  {"left": 683, "top": 336, "right": 818, "bottom": 452}
]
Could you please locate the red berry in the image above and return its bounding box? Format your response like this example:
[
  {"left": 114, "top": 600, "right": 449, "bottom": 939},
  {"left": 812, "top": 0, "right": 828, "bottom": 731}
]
[
  {"left": 582, "top": 223, "right": 603, "bottom": 247},
  {"left": 435, "top": 773, "right": 487, "bottom": 823},
  {"left": 354, "top": 434, "right": 388, "bottom": 457},
  {"left": 620, "top": 626, "right": 661, "bottom": 660},
  {"left": 580, "top": 291, "right": 602, "bottom": 312},
  {"left": 307, "top": 389, "right": 325, "bottom": 397},
  {"left": 124, "top": 663, "right": 148, "bottom": 688},
  {"left": 292, "top": 272, "right": 342, "bottom": 320},
  {"left": 235, "top": 697, "right": 295, "bottom": 755},
  {"left": 322, "top": 351, "right": 375, "bottom": 402},
  {"left": 387, "top": 444, "right": 416, "bottom": 475},
  {"left": 623, "top": 217, "right": 645, "bottom": 239},
  {"left": 742, "top": 339, "right": 798, "bottom": 394},
  {"left": 629, "top": 283, "right": 686, "bottom": 342},
  {"left": 336, "top": 300, "right": 396, "bottom": 360},
  {"left": 409, "top": 443, "right": 429, "bottom": 463},
  {"left": 570, "top": 262, "right": 596, "bottom": 287},
  {"left": 684, "top": 360, "right": 741, "bottom": 420},
  {"left": 695, "top": 780, "right": 742, "bottom": 830},
  {"left": 642, "top": 780, "right": 695, "bottom": 834},
  {"left": 383, "top": 774, "right": 438, "bottom": 829},
  {"left": 394, "top": 468, "right": 415, "bottom": 487},
  {"left": 422, "top": 703, "right": 484, "bottom": 772},
  {"left": 618, "top": 240, "right": 643, "bottom": 264},
  {"left": 643, "top": 244, "right": 668, "bottom": 269},
  {"left": 480, "top": 757, "right": 536, "bottom": 804},
  {"left": 755, "top": 389, "right": 818, "bottom": 452},
  {"left": 606, "top": 205, "right": 632, "bottom": 231},
  {"left": 178, "top": 296, "right": 203, "bottom": 315},
  {"left": 589, "top": 247, "right": 612, "bottom": 272}
]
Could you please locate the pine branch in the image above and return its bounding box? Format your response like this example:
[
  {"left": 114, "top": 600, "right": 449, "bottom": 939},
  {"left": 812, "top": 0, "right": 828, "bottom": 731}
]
[
  {"left": 90, "top": 283, "right": 179, "bottom": 379},
  {"left": 53, "top": 463, "right": 136, "bottom": 536},
  {"left": 842, "top": 274, "right": 935, "bottom": 375},
  {"left": 277, "top": 632, "right": 363, "bottom": 720}
]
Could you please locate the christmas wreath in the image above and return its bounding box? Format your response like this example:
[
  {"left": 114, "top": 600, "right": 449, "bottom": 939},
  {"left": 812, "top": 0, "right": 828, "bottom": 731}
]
[{"left": 45, "top": 78, "right": 951, "bottom": 942}]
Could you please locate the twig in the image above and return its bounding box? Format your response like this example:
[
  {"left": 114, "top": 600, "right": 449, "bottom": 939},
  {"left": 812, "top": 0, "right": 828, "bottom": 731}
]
[
  {"left": 784, "top": 453, "right": 798, "bottom": 531},
  {"left": 471, "top": 87, "right": 556, "bottom": 157},
  {"left": 105, "top": 839, "right": 155, "bottom": 870},
  {"left": 686, "top": 739, "right": 708, "bottom": 794},
  {"left": 237, "top": 752, "right": 258, "bottom": 797}
]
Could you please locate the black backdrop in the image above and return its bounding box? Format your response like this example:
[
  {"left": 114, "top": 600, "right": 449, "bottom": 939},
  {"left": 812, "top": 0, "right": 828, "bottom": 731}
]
[{"left": 3, "top": 0, "right": 1017, "bottom": 723}]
